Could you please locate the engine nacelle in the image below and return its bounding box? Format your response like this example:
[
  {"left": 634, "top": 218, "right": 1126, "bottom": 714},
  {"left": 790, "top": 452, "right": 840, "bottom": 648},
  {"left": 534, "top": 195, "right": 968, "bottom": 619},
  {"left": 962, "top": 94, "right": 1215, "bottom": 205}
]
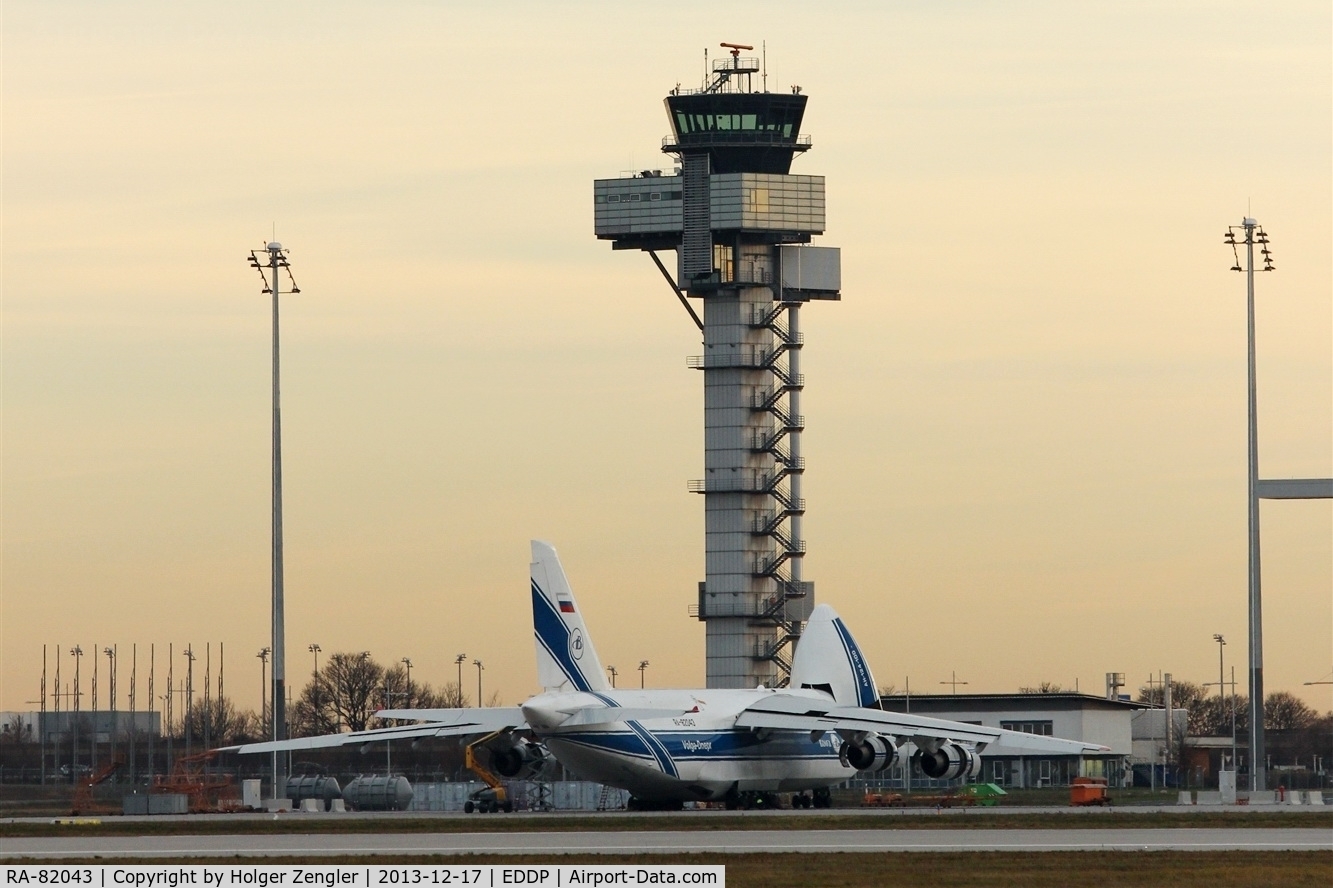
[
  {"left": 913, "top": 742, "right": 982, "bottom": 781},
  {"left": 839, "top": 735, "right": 898, "bottom": 773},
  {"left": 492, "top": 739, "right": 552, "bottom": 779}
]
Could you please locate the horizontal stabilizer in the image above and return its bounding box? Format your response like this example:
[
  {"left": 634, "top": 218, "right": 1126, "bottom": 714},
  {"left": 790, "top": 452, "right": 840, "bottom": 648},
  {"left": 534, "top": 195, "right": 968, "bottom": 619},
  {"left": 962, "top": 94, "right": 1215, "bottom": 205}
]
[
  {"left": 220, "top": 707, "right": 526, "bottom": 755},
  {"left": 556, "top": 706, "right": 698, "bottom": 727}
]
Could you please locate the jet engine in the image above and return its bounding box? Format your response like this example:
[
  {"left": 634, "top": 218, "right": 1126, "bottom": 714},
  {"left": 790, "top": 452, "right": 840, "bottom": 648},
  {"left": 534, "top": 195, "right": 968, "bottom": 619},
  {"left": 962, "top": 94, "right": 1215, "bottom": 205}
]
[
  {"left": 491, "top": 739, "right": 553, "bottom": 779},
  {"left": 912, "top": 742, "right": 982, "bottom": 781},
  {"left": 839, "top": 735, "right": 898, "bottom": 772}
]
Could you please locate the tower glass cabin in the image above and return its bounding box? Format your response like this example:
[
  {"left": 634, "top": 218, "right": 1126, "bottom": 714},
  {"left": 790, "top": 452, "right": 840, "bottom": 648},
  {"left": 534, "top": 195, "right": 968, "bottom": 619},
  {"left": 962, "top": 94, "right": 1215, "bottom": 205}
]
[{"left": 594, "top": 50, "right": 840, "bottom": 690}]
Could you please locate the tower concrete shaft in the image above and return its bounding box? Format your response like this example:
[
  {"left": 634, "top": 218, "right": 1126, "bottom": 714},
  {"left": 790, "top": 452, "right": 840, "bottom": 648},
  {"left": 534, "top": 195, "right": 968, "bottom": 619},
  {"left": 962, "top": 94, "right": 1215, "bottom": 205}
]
[{"left": 595, "top": 48, "right": 839, "bottom": 688}]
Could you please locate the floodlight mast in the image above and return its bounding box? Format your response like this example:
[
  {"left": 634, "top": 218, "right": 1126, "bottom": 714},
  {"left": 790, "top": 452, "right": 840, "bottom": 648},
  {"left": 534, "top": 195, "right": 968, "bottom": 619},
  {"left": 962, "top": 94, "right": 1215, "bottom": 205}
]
[
  {"left": 1224, "top": 217, "right": 1272, "bottom": 792},
  {"left": 247, "top": 241, "right": 300, "bottom": 800}
]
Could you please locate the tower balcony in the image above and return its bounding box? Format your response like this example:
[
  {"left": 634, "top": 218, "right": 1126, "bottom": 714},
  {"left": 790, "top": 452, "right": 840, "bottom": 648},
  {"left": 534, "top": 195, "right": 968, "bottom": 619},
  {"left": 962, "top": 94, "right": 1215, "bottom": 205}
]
[
  {"left": 686, "top": 351, "right": 804, "bottom": 374},
  {"left": 687, "top": 471, "right": 805, "bottom": 501}
]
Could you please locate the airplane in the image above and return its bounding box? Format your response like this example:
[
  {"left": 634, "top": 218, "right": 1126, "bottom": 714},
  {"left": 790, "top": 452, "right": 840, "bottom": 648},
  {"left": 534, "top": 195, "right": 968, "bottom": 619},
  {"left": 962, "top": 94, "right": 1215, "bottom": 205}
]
[{"left": 225, "top": 540, "right": 1107, "bottom": 809}]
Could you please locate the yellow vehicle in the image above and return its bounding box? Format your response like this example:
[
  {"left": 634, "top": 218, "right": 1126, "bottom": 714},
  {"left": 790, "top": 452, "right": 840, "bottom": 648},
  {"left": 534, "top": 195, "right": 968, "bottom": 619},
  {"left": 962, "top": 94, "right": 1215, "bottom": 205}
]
[{"left": 463, "top": 730, "right": 513, "bottom": 813}]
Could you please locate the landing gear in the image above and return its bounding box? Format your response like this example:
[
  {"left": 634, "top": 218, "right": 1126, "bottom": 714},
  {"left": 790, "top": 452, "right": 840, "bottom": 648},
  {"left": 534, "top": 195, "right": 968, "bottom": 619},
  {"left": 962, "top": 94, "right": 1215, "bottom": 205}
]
[
  {"left": 789, "top": 789, "right": 830, "bottom": 809},
  {"left": 723, "top": 790, "right": 779, "bottom": 810}
]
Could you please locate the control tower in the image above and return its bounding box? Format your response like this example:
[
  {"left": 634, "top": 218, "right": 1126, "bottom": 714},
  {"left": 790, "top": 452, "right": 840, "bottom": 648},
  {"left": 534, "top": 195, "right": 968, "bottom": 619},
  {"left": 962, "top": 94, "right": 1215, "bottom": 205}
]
[{"left": 594, "top": 45, "right": 841, "bottom": 689}]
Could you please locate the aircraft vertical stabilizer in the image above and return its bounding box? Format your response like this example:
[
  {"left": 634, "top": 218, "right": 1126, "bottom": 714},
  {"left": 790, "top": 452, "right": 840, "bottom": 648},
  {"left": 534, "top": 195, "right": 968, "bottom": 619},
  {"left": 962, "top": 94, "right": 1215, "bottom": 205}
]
[
  {"left": 789, "top": 604, "right": 881, "bottom": 708},
  {"left": 530, "top": 540, "right": 609, "bottom": 693}
]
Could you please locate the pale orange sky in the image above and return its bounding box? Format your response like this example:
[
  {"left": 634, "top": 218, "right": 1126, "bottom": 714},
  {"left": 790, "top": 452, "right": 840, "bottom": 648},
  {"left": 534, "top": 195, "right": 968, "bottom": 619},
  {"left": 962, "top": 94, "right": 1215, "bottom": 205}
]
[{"left": 3, "top": 2, "right": 1330, "bottom": 717}]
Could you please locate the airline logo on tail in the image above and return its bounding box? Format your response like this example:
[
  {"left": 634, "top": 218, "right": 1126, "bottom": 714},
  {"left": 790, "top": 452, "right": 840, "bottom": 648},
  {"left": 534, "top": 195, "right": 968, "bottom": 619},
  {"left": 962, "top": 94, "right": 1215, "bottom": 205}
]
[
  {"left": 530, "top": 540, "right": 608, "bottom": 694},
  {"left": 831, "top": 617, "right": 879, "bottom": 708}
]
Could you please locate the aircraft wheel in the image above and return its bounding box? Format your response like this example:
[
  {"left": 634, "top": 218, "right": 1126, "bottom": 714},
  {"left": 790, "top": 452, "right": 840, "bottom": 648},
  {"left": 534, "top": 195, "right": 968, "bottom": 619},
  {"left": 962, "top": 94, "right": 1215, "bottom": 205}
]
[
  {"left": 464, "top": 801, "right": 475, "bottom": 813},
  {"left": 503, "top": 800, "right": 514, "bottom": 813}
]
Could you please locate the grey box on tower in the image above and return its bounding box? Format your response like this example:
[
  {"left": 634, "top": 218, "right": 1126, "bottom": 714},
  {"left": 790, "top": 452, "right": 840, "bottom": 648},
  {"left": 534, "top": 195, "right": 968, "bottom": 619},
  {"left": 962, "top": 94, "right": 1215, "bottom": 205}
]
[{"left": 594, "top": 46, "right": 841, "bottom": 690}]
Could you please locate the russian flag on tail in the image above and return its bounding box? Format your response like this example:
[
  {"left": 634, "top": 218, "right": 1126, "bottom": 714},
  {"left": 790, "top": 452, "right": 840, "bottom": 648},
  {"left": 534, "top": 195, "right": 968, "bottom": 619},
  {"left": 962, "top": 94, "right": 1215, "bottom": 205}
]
[{"left": 558, "top": 593, "right": 576, "bottom": 614}]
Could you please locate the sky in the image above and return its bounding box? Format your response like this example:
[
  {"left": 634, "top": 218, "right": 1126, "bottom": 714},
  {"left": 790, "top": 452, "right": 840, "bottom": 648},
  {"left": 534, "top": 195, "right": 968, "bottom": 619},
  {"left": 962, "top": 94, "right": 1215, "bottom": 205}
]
[{"left": 3, "top": 1, "right": 1330, "bottom": 719}]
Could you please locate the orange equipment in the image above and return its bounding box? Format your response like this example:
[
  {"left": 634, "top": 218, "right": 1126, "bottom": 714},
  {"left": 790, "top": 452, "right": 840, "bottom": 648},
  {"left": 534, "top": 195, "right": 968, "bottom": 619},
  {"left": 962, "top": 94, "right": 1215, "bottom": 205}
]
[
  {"left": 152, "top": 749, "right": 241, "bottom": 813},
  {"left": 861, "top": 790, "right": 905, "bottom": 807},
  {"left": 1070, "top": 776, "right": 1111, "bottom": 807},
  {"left": 70, "top": 754, "right": 124, "bottom": 815}
]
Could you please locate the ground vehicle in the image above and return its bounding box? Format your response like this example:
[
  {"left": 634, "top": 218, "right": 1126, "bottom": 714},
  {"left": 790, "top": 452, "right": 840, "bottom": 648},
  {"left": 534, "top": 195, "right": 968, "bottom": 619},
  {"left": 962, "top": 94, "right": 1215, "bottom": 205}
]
[{"left": 462, "top": 731, "right": 513, "bottom": 813}]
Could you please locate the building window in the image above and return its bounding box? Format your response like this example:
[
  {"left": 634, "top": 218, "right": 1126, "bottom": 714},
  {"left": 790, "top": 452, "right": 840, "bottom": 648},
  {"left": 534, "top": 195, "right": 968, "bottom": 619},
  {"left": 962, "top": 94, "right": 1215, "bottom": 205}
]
[
  {"left": 713, "top": 244, "right": 734, "bottom": 282},
  {"left": 1001, "top": 720, "right": 1054, "bottom": 736}
]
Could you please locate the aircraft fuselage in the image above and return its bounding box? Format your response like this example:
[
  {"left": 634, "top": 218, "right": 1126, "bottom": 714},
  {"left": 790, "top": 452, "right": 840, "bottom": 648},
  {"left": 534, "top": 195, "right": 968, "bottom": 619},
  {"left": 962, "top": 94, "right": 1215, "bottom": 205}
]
[{"left": 521, "top": 687, "right": 851, "bottom": 801}]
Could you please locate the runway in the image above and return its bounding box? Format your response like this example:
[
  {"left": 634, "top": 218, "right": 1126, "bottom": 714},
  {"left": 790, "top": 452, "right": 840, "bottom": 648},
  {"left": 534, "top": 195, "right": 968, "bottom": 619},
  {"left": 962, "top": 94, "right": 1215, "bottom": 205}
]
[{"left": 4, "top": 828, "right": 1330, "bottom": 858}]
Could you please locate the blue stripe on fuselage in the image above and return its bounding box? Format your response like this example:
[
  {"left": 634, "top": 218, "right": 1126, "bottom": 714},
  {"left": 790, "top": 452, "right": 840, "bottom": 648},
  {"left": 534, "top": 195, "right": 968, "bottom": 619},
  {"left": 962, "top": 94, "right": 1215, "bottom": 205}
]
[
  {"left": 579, "top": 693, "right": 678, "bottom": 777},
  {"left": 553, "top": 728, "right": 838, "bottom": 765}
]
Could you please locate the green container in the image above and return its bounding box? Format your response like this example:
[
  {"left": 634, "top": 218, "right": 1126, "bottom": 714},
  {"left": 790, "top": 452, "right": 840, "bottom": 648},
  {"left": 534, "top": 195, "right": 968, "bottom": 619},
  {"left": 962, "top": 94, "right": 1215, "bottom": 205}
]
[{"left": 957, "top": 783, "right": 1008, "bottom": 806}]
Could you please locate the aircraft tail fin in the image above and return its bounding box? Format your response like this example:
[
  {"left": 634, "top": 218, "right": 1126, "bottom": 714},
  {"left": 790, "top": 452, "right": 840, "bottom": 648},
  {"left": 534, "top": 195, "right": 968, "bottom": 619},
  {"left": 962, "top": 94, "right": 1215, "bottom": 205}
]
[
  {"left": 530, "top": 540, "right": 608, "bottom": 694},
  {"left": 789, "top": 604, "right": 881, "bottom": 708}
]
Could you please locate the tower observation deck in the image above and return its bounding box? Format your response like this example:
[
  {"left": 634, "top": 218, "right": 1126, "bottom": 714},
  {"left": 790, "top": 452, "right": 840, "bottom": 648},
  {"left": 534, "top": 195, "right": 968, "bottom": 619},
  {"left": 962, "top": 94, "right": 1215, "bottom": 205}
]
[{"left": 594, "top": 45, "right": 841, "bottom": 690}]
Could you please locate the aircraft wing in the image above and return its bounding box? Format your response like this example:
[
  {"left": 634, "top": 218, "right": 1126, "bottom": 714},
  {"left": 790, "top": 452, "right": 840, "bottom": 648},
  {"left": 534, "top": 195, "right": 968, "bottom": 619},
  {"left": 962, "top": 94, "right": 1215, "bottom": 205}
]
[
  {"left": 219, "top": 706, "right": 526, "bottom": 755},
  {"left": 735, "top": 695, "right": 1108, "bottom": 755}
]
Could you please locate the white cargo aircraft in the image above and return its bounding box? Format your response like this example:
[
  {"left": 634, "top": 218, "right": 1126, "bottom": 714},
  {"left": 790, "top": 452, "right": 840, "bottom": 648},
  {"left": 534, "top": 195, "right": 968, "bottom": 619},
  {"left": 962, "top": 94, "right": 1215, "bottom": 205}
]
[{"left": 228, "top": 540, "right": 1104, "bottom": 808}]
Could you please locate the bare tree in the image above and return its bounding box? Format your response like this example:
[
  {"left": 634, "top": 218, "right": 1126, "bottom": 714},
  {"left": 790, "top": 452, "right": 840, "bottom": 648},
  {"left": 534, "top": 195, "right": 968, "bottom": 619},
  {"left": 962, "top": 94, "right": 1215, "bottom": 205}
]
[
  {"left": 1190, "top": 693, "right": 1249, "bottom": 737},
  {"left": 371, "top": 665, "right": 458, "bottom": 727},
  {"left": 1265, "top": 691, "right": 1318, "bottom": 731},
  {"left": 1019, "top": 682, "right": 1065, "bottom": 694},
  {"left": 290, "top": 670, "right": 341, "bottom": 737},
  {"left": 1136, "top": 680, "right": 1212, "bottom": 731},
  {"left": 436, "top": 681, "right": 468, "bottom": 708},
  {"left": 290, "top": 652, "right": 385, "bottom": 735},
  {"left": 183, "top": 696, "right": 253, "bottom": 747}
]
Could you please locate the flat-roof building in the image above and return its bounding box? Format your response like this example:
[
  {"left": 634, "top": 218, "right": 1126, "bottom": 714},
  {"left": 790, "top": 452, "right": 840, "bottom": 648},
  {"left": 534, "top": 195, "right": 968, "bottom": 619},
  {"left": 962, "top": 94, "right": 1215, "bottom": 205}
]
[{"left": 877, "top": 693, "right": 1146, "bottom": 788}]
